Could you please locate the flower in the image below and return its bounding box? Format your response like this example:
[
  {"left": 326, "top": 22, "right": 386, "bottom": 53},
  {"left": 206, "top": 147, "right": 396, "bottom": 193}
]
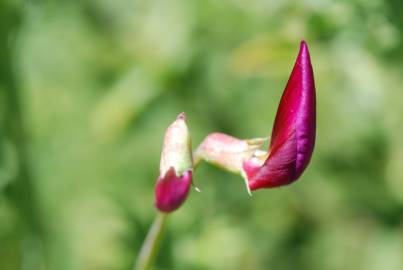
[
  {"left": 155, "top": 113, "right": 193, "bottom": 212},
  {"left": 243, "top": 41, "right": 316, "bottom": 191}
]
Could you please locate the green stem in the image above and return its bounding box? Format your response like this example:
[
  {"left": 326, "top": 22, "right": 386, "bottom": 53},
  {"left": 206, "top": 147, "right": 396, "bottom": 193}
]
[
  {"left": 134, "top": 142, "right": 211, "bottom": 270},
  {"left": 134, "top": 212, "right": 169, "bottom": 270}
]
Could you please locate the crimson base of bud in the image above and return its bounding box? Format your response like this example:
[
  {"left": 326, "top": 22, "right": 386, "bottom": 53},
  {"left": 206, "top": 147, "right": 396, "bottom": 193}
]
[{"left": 155, "top": 167, "right": 192, "bottom": 212}]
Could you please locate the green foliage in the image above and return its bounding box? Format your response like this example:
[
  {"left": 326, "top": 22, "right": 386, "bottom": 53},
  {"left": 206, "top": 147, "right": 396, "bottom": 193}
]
[{"left": 1, "top": 0, "right": 403, "bottom": 269}]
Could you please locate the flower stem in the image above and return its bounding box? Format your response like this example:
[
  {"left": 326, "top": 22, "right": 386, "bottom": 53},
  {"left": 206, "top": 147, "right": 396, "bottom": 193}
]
[{"left": 134, "top": 212, "right": 169, "bottom": 270}]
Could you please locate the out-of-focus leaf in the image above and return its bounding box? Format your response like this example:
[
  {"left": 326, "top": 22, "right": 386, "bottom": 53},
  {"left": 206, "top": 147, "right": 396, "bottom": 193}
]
[
  {"left": 91, "top": 69, "right": 162, "bottom": 142},
  {"left": 0, "top": 141, "right": 18, "bottom": 192}
]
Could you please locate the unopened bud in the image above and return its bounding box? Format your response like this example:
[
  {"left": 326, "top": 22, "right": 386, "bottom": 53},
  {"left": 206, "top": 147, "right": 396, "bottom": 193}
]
[{"left": 155, "top": 113, "right": 193, "bottom": 212}]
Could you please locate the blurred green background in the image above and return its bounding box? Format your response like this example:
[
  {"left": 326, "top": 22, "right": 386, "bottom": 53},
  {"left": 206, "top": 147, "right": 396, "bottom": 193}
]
[{"left": 1, "top": 0, "right": 403, "bottom": 269}]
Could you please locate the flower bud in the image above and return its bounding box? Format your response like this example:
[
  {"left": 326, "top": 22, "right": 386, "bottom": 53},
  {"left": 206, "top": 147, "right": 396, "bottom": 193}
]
[
  {"left": 243, "top": 41, "right": 316, "bottom": 190},
  {"left": 155, "top": 113, "right": 193, "bottom": 212}
]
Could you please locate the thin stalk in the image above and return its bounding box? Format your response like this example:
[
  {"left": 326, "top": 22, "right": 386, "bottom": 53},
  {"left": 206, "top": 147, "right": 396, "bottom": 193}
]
[
  {"left": 134, "top": 212, "right": 169, "bottom": 270},
  {"left": 134, "top": 138, "right": 225, "bottom": 270}
]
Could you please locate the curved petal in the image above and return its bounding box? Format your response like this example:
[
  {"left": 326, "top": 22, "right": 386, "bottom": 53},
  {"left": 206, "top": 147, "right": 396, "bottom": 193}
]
[{"left": 244, "top": 41, "right": 316, "bottom": 190}]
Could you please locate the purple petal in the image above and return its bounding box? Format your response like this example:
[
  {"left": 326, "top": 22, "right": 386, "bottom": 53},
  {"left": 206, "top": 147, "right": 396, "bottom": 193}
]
[
  {"left": 155, "top": 167, "right": 192, "bottom": 212},
  {"left": 244, "top": 41, "right": 316, "bottom": 190}
]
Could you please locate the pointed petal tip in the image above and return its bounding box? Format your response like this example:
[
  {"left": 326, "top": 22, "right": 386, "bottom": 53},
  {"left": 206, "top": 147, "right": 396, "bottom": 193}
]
[
  {"left": 177, "top": 112, "right": 186, "bottom": 121},
  {"left": 298, "top": 40, "right": 310, "bottom": 58}
]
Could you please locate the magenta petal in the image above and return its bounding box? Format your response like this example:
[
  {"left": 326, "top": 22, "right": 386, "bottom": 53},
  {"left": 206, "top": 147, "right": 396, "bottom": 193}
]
[
  {"left": 245, "top": 41, "right": 316, "bottom": 190},
  {"left": 155, "top": 167, "right": 192, "bottom": 212}
]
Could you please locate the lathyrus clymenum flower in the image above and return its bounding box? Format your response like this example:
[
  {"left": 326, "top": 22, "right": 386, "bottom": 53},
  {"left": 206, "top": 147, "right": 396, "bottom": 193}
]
[
  {"left": 140, "top": 41, "right": 316, "bottom": 270},
  {"left": 243, "top": 41, "right": 316, "bottom": 190},
  {"left": 155, "top": 113, "right": 193, "bottom": 212},
  {"left": 195, "top": 41, "right": 316, "bottom": 192}
]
